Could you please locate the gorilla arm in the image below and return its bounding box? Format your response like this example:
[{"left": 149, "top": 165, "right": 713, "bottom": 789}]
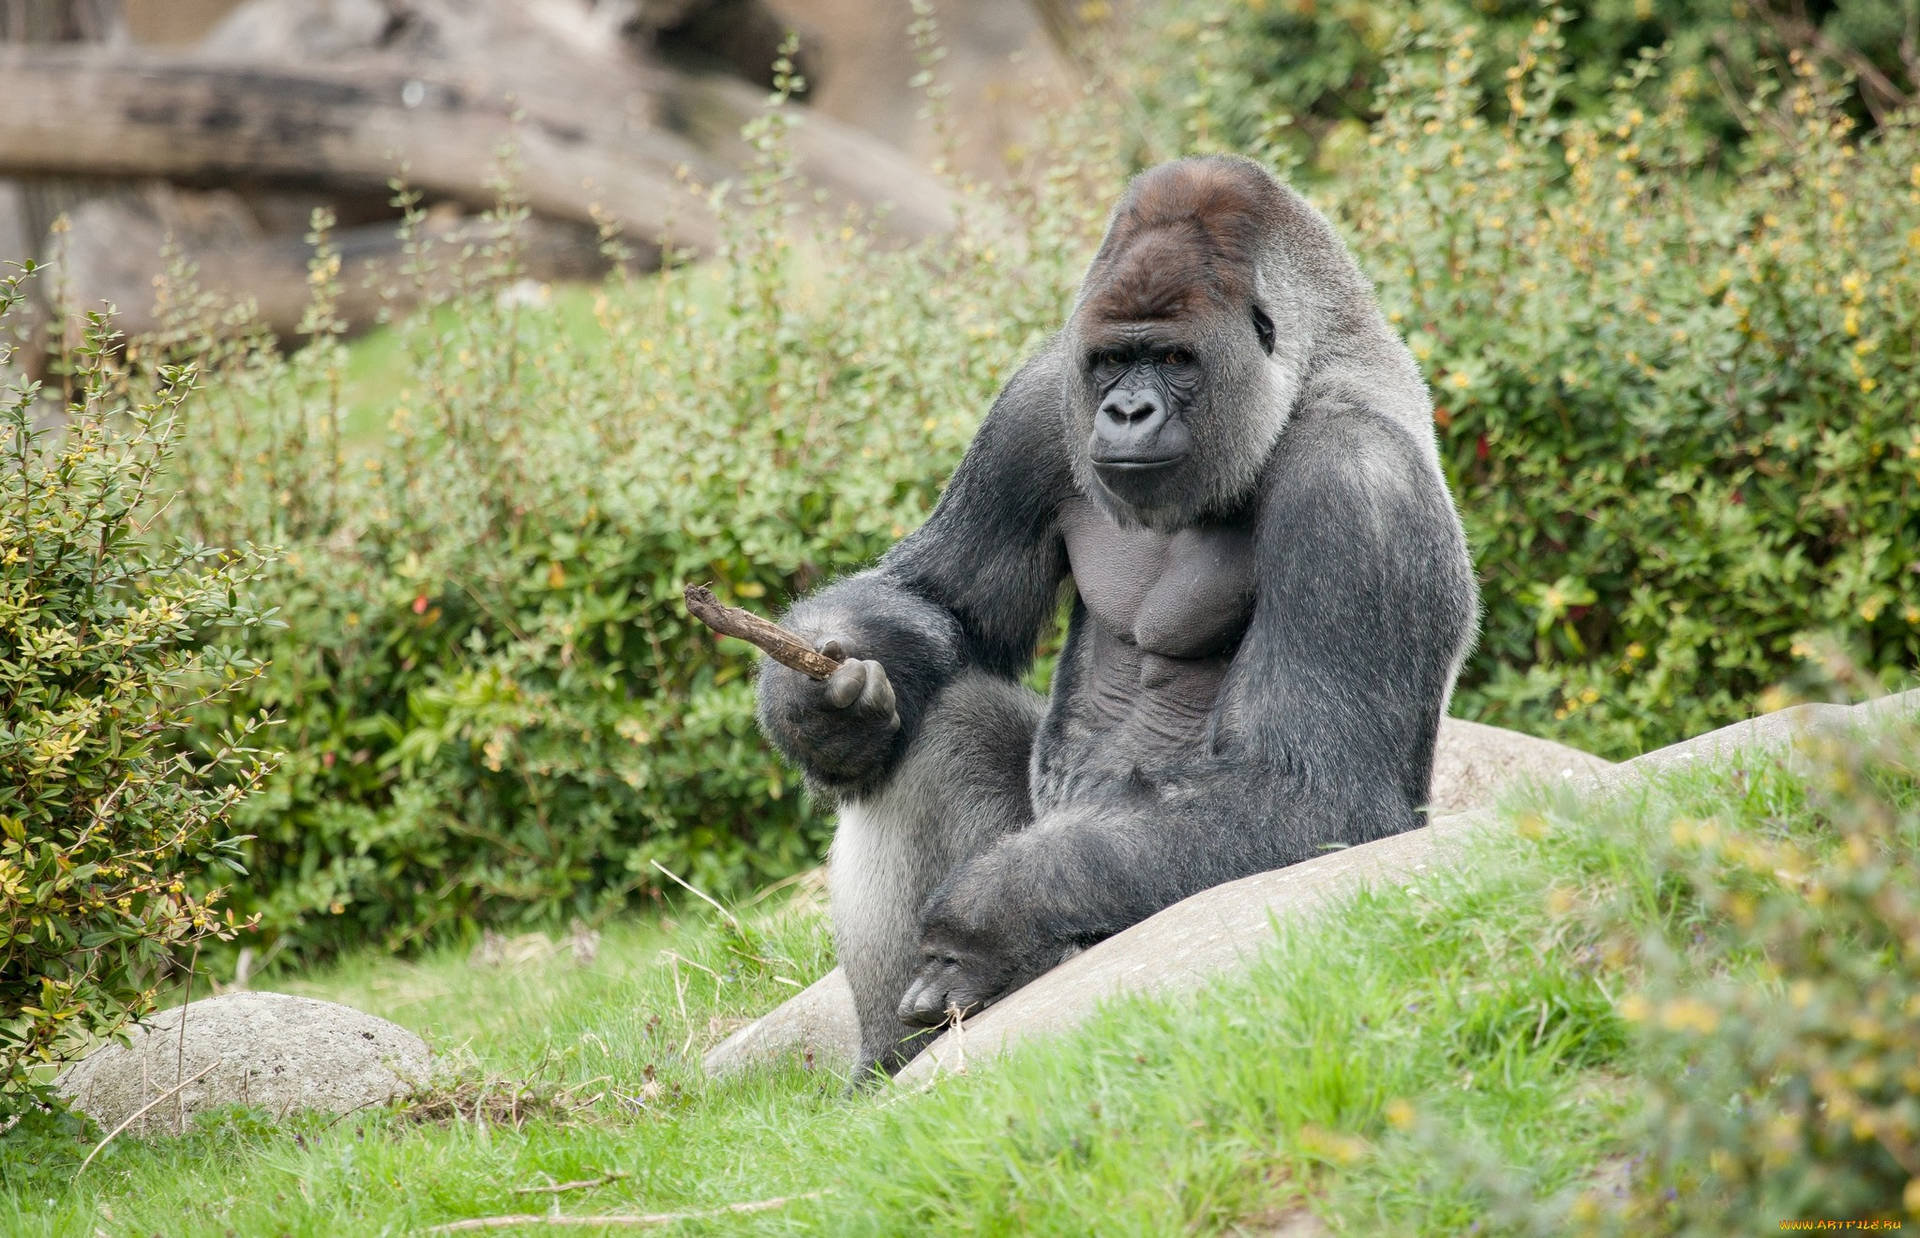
[
  {"left": 900, "top": 406, "right": 1478, "bottom": 1023},
  {"left": 755, "top": 349, "right": 1073, "bottom": 797}
]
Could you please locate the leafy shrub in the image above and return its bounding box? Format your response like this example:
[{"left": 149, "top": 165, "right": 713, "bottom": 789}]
[
  {"left": 130, "top": 22, "right": 1919, "bottom": 958},
  {"left": 155, "top": 68, "right": 1108, "bottom": 958},
  {"left": 0, "top": 268, "right": 277, "bottom": 1109},
  {"left": 1320, "top": 21, "right": 1920, "bottom": 754},
  {"left": 1612, "top": 725, "right": 1912, "bottom": 1228},
  {"left": 1597, "top": 720, "right": 1920, "bottom": 1231},
  {"left": 1117, "top": 0, "right": 1915, "bottom": 170}
]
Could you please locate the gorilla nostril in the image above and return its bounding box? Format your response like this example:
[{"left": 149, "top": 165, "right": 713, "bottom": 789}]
[{"left": 1101, "top": 391, "right": 1162, "bottom": 424}]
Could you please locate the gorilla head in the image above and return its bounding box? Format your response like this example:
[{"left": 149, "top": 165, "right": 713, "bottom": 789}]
[{"left": 1062, "top": 156, "right": 1353, "bottom": 530}]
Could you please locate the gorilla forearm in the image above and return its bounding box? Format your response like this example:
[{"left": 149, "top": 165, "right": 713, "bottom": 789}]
[
  {"left": 900, "top": 773, "right": 1409, "bottom": 1023},
  {"left": 756, "top": 572, "right": 968, "bottom": 795},
  {"left": 758, "top": 358, "right": 1073, "bottom": 799}
]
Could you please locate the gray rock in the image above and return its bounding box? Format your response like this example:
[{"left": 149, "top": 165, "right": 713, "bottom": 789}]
[
  {"left": 1428, "top": 717, "right": 1612, "bottom": 815},
  {"left": 1604, "top": 688, "right": 1920, "bottom": 785},
  {"left": 710, "top": 694, "right": 1918, "bottom": 1084},
  {"left": 702, "top": 968, "right": 858, "bottom": 1079},
  {"left": 56, "top": 991, "right": 429, "bottom": 1136},
  {"left": 896, "top": 814, "right": 1484, "bottom": 1084},
  {"left": 898, "top": 690, "right": 1918, "bottom": 1084}
]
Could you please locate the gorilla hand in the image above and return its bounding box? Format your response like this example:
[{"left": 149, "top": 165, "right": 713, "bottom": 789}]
[
  {"left": 896, "top": 859, "right": 1059, "bottom": 1027},
  {"left": 897, "top": 947, "right": 1013, "bottom": 1027},
  {"left": 757, "top": 633, "right": 901, "bottom": 791}
]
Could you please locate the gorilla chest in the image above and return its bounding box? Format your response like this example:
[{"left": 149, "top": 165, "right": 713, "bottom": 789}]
[{"left": 1060, "top": 499, "right": 1256, "bottom": 660}]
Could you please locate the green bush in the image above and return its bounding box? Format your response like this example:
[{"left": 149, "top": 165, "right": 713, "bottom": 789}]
[
  {"left": 137, "top": 26, "right": 1917, "bottom": 958},
  {"left": 0, "top": 268, "right": 277, "bottom": 1109},
  {"left": 155, "top": 70, "right": 1108, "bottom": 958},
  {"left": 1321, "top": 23, "right": 1920, "bottom": 753},
  {"left": 1598, "top": 721, "right": 1920, "bottom": 1231},
  {"left": 1116, "top": 0, "right": 1915, "bottom": 171}
]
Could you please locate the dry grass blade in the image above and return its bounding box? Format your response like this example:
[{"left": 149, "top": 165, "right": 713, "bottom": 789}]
[
  {"left": 648, "top": 860, "right": 741, "bottom": 933},
  {"left": 418, "top": 1191, "right": 823, "bottom": 1233},
  {"left": 76, "top": 1059, "right": 220, "bottom": 1176},
  {"left": 395, "top": 1074, "right": 600, "bottom": 1129},
  {"left": 513, "top": 1171, "right": 629, "bottom": 1196}
]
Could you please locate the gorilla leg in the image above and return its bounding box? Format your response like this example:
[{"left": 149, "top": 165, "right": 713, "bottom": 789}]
[{"left": 828, "top": 670, "right": 1039, "bottom": 1079}]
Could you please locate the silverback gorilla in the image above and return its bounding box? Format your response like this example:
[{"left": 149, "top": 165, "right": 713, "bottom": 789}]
[{"left": 756, "top": 156, "right": 1479, "bottom": 1079}]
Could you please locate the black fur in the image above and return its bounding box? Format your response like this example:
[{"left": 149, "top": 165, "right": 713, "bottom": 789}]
[{"left": 755, "top": 156, "right": 1479, "bottom": 1078}]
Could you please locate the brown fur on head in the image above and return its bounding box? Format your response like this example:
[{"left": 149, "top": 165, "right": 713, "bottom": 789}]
[
  {"left": 1078, "top": 158, "right": 1284, "bottom": 326},
  {"left": 1062, "top": 157, "right": 1305, "bottom": 531}
]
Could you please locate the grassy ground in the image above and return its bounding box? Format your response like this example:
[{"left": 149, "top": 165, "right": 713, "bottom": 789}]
[{"left": 3, "top": 742, "right": 1911, "bottom": 1235}]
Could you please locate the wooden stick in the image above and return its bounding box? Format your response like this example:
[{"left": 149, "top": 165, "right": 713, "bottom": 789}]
[
  {"left": 683, "top": 584, "right": 842, "bottom": 680},
  {"left": 419, "top": 1192, "right": 822, "bottom": 1233}
]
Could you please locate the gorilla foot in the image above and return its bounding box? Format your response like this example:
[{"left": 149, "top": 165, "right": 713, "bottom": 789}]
[{"left": 897, "top": 952, "right": 1006, "bottom": 1028}]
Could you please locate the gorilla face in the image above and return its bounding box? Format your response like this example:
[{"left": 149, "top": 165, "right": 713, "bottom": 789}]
[
  {"left": 1062, "top": 157, "right": 1302, "bottom": 530},
  {"left": 1069, "top": 297, "right": 1283, "bottom": 528}
]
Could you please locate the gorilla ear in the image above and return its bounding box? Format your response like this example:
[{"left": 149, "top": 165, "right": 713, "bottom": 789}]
[{"left": 1251, "top": 304, "right": 1276, "bottom": 355}]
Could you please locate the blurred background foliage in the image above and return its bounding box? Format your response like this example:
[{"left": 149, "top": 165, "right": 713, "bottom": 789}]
[
  {"left": 1121, "top": 0, "right": 1920, "bottom": 172},
  {"left": 4, "top": 1, "right": 1917, "bottom": 967}
]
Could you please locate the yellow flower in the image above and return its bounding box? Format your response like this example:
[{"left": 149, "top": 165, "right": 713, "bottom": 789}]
[
  {"left": 1659, "top": 996, "right": 1720, "bottom": 1035},
  {"left": 1384, "top": 1098, "right": 1416, "bottom": 1131}
]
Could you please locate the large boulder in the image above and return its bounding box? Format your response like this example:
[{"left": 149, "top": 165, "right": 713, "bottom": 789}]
[
  {"left": 705, "top": 716, "right": 1612, "bottom": 1080},
  {"left": 703, "top": 968, "right": 858, "bottom": 1080},
  {"left": 1428, "top": 717, "right": 1611, "bottom": 815},
  {"left": 897, "top": 689, "right": 1920, "bottom": 1084},
  {"left": 56, "top": 991, "right": 429, "bottom": 1136},
  {"left": 708, "top": 693, "right": 1918, "bottom": 1085}
]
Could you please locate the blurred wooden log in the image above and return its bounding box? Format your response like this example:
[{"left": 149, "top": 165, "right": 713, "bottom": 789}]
[
  {"left": 0, "top": 46, "right": 953, "bottom": 252},
  {"left": 53, "top": 186, "right": 612, "bottom": 341},
  {"left": 1, "top": 0, "right": 131, "bottom": 384}
]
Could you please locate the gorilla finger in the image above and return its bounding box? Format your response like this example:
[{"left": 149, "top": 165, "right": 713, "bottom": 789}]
[
  {"left": 823, "top": 661, "right": 868, "bottom": 709},
  {"left": 818, "top": 636, "right": 847, "bottom": 661},
  {"left": 857, "top": 662, "right": 897, "bottom": 719},
  {"left": 897, "top": 978, "right": 949, "bottom": 1027}
]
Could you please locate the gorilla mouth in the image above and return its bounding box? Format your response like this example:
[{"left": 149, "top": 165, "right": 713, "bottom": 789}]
[
  {"left": 1092, "top": 454, "right": 1185, "bottom": 471},
  {"left": 1088, "top": 423, "right": 1192, "bottom": 474}
]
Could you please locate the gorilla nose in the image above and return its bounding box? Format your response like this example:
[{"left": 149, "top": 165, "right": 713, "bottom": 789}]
[
  {"left": 1092, "top": 388, "right": 1188, "bottom": 467},
  {"left": 1100, "top": 389, "right": 1163, "bottom": 425}
]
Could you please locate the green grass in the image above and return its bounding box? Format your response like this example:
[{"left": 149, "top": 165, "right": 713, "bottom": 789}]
[{"left": 4, "top": 744, "right": 1909, "bottom": 1236}]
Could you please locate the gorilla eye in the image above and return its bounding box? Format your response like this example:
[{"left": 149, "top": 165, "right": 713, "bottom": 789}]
[
  {"left": 1161, "top": 348, "right": 1193, "bottom": 367},
  {"left": 1090, "top": 348, "right": 1128, "bottom": 370},
  {"left": 1251, "top": 304, "right": 1276, "bottom": 355}
]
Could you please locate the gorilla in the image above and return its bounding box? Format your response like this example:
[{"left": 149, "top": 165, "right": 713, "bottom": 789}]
[{"left": 756, "top": 155, "right": 1479, "bottom": 1080}]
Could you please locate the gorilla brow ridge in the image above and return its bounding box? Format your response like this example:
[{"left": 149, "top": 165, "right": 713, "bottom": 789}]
[{"left": 1084, "top": 159, "right": 1275, "bottom": 326}]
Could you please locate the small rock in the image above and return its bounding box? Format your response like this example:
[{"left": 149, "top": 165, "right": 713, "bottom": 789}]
[
  {"left": 56, "top": 992, "right": 429, "bottom": 1136},
  {"left": 702, "top": 969, "right": 858, "bottom": 1079}
]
